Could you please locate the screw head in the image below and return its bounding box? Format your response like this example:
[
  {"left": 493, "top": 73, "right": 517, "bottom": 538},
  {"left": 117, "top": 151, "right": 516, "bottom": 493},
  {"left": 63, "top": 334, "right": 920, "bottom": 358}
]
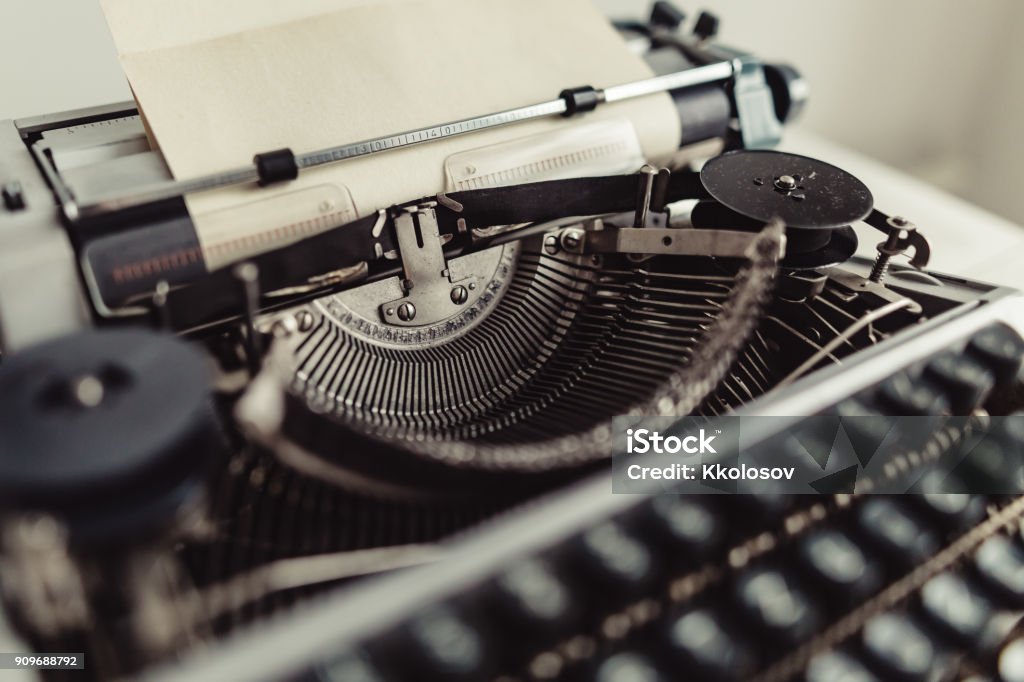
[
  {"left": 892, "top": 216, "right": 909, "bottom": 227},
  {"left": 774, "top": 175, "right": 798, "bottom": 191},
  {"left": 271, "top": 317, "right": 299, "bottom": 337},
  {"left": 543, "top": 235, "right": 560, "bottom": 255},
  {"left": 396, "top": 302, "right": 416, "bottom": 322},
  {"left": 450, "top": 285, "right": 469, "bottom": 305},
  {"left": 560, "top": 229, "right": 583, "bottom": 251},
  {"left": 295, "top": 310, "right": 315, "bottom": 332},
  {"left": 71, "top": 375, "right": 105, "bottom": 408}
]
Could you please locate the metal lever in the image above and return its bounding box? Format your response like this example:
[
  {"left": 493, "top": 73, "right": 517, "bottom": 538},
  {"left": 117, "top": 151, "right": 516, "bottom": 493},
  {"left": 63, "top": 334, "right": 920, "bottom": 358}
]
[
  {"left": 633, "top": 165, "right": 670, "bottom": 228},
  {"left": 587, "top": 226, "right": 785, "bottom": 260},
  {"left": 380, "top": 205, "right": 482, "bottom": 328}
]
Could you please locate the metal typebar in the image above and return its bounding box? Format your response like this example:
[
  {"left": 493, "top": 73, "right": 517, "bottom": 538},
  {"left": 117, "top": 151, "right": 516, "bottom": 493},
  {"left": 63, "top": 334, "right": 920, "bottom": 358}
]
[{"left": 69, "top": 60, "right": 736, "bottom": 220}]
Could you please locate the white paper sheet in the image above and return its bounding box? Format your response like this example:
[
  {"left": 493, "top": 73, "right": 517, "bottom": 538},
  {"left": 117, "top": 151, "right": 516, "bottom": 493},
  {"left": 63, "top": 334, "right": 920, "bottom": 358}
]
[{"left": 101, "top": 0, "right": 681, "bottom": 267}]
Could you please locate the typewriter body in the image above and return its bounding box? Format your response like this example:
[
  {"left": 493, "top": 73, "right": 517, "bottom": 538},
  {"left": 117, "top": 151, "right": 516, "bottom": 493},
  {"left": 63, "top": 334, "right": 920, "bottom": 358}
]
[{"left": 2, "top": 4, "right": 1024, "bottom": 682}]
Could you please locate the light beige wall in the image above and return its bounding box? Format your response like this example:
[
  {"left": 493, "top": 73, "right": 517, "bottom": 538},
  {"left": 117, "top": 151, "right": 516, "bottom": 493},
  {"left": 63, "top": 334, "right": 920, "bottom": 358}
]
[
  {"left": 2, "top": 0, "right": 1021, "bottom": 225},
  {"left": 595, "top": 0, "right": 1024, "bottom": 226}
]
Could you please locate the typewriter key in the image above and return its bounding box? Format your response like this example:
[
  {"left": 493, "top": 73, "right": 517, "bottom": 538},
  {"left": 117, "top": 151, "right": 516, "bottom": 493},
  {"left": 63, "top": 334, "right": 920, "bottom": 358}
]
[
  {"left": 804, "top": 650, "right": 879, "bottom": 682},
  {"left": 660, "top": 608, "right": 756, "bottom": 680},
  {"left": 591, "top": 653, "right": 667, "bottom": 682}
]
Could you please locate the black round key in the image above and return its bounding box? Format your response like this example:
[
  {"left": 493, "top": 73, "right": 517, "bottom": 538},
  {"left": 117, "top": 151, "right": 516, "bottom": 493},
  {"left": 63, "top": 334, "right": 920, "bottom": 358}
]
[
  {"left": 804, "top": 650, "right": 879, "bottom": 682},
  {"left": 797, "top": 530, "right": 881, "bottom": 605},
  {"left": 640, "top": 496, "right": 724, "bottom": 566},
  {"left": 911, "top": 471, "right": 987, "bottom": 530},
  {"left": 856, "top": 499, "right": 940, "bottom": 568},
  {"left": 995, "top": 413, "right": 1024, "bottom": 446},
  {"left": 924, "top": 352, "right": 995, "bottom": 413},
  {"left": 967, "top": 324, "right": 1024, "bottom": 385},
  {"left": 661, "top": 609, "right": 756, "bottom": 680},
  {"left": 570, "top": 522, "right": 656, "bottom": 603},
  {"left": 861, "top": 613, "right": 938, "bottom": 681},
  {"left": 876, "top": 372, "right": 950, "bottom": 416},
  {"left": 317, "top": 652, "right": 388, "bottom": 682},
  {"left": 974, "top": 536, "right": 1024, "bottom": 606},
  {"left": 485, "top": 558, "right": 579, "bottom": 643},
  {"left": 591, "top": 653, "right": 667, "bottom": 682},
  {"left": 700, "top": 150, "right": 874, "bottom": 230},
  {"left": 379, "top": 605, "right": 491, "bottom": 681},
  {"left": 1000, "top": 638, "right": 1024, "bottom": 682},
  {"left": 958, "top": 435, "right": 1024, "bottom": 493},
  {"left": 919, "top": 573, "right": 995, "bottom": 647},
  {"left": 733, "top": 479, "right": 795, "bottom": 523},
  {"left": 734, "top": 567, "right": 821, "bottom": 644}
]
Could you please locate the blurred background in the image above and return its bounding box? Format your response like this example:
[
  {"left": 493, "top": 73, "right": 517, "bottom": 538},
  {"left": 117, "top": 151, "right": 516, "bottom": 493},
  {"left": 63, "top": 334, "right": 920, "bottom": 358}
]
[{"left": 1, "top": 0, "right": 1022, "bottom": 225}]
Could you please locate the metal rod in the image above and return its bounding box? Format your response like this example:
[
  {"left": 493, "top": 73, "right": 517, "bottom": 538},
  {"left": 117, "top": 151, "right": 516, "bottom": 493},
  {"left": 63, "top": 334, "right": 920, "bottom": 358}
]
[
  {"left": 773, "top": 298, "right": 916, "bottom": 390},
  {"left": 234, "top": 262, "right": 263, "bottom": 375},
  {"left": 71, "top": 61, "right": 735, "bottom": 220}
]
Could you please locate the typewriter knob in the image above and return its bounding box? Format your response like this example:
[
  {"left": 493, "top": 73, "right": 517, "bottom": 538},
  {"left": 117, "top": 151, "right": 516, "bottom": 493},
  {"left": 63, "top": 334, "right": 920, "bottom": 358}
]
[
  {"left": 764, "top": 63, "right": 809, "bottom": 124},
  {"left": 650, "top": 1, "right": 686, "bottom": 31},
  {"left": 693, "top": 11, "right": 720, "bottom": 41},
  {"left": 0, "top": 329, "right": 218, "bottom": 544}
]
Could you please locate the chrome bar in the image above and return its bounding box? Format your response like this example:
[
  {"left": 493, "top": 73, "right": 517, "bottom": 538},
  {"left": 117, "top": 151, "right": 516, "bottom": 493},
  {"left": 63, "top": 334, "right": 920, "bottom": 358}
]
[{"left": 70, "top": 60, "right": 735, "bottom": 221}]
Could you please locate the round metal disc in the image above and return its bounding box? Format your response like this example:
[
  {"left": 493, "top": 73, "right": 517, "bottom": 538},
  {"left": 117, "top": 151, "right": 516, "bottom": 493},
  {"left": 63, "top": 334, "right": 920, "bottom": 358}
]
[
  {"left": 783, "top": 226, "right": 858, "bottom": 270},
  {"left": 701, "top": 150, "right": 874, "bottom": 230}
]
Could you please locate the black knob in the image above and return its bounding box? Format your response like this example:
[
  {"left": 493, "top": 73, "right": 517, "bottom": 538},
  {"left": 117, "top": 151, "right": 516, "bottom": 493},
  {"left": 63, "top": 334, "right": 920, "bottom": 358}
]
[
  {"left": 693, "top": 11, "right": 720, "bottom": 40},
  {"left": 924, "top": 352, "right": 995, "bottom": 413},
  {"left": 0, "top": 329, "right": 218, "bottom": 544},
  {"left": 650, "top": 1, "right": 686, "bottom": 30},
  {"left": 2, "top": 181, "right": 26, "bottom": 211},
  {"left": 967, "top": 324, "right": 1024, "bottom": 385},
  {"left": 876, "top": 372, "right": 950, "bottom": 416},
  {"left": 763, "top": 63, "right": 808, "bottom": 123}
]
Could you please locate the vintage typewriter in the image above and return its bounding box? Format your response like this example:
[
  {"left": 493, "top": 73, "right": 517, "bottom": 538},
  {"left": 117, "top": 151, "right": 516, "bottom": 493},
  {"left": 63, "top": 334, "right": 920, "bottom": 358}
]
[{"left": 2, "top": 3, "right": 1024, "bottom": 681}]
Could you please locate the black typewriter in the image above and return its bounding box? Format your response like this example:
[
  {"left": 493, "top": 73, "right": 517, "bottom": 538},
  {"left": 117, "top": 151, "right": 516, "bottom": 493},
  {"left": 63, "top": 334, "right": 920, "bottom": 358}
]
[{"left": 2, "top": 3, "right": 1024, "bottom": 681}]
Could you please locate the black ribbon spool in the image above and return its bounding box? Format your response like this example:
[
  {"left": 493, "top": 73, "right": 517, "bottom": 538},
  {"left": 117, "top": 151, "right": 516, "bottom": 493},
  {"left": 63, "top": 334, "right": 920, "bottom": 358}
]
[
  {"left": 0, "top": 329, "right": 220, "bottom": 546},
  {"left": 700, "top": 149, "right": 874, "bottom": 230},
  {"left": 690, "top": 201, "right": 858, "bottom": 270}
]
